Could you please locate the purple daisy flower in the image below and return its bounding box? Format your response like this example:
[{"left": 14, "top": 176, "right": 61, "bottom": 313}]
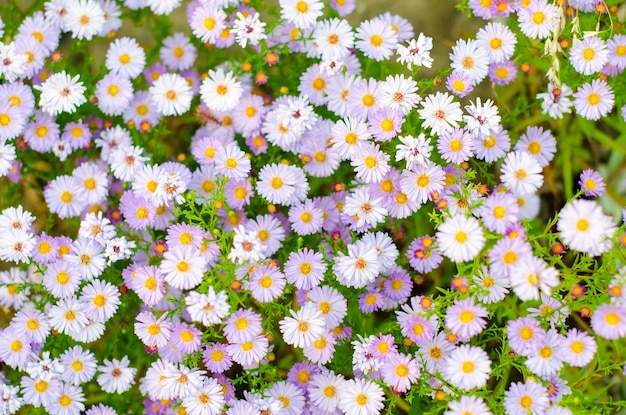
[
  {"left": 359, "top": 290, "right": 384, "bottom": 313},
  {"left": 406, "top": 235, "right": 443, "bottom": 273},
  {"left": 119, "top": 191, "right": 156, "bottom": 230},
  {"left": 578, "top": 168, "right": 606, "bottom": 197},
  {"left": 437, "top": 127, "right": 474, "bottom": 164},
  {"left": 446, "top": 70, "right": 474, "bottom": 98},
  {"left": 203, "top": 343, "right": 233, "bottom": 373},
  {"left": 488, "top": 60, "right": 518, "bottom": 85},
  {"left": 368, "top": 107, "right": 404, "bottom": 141}
]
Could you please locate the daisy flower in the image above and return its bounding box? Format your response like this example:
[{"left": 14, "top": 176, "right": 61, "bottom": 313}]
[
  {"left": 337, "top": 378, "right": 384, "bottom": 415},
  {"left": 64, "top": 0, "right": 105, "bottom": 41},
  {"left": 381, "top": 352, "right": 420, "bottom": 393},
  {"left": 0, "top": 101, "right": 26, "bottom": 141},
  {"left": 418, "top": 92, "right": 463, "bottom": 136},
  {"left": 213, "top": 143, "right": 250, "bottom": 180},
  {"left": 578, "top": 168, "right": 605, "bottom": 197},
  {"left": 149, "top": 73, "right": 193, "bottom": 116},
  {"left": 190, "top": 4, "right": 226, "bottom": 44},
  {"left": 517, "top": 0, "right": 558, "bottom": 39},
  {"left": 160, "top": 32, "right": 196, "bottom": 71},
  {"left": 514, "top": 126, "right": 556, "bottom": 168},
  {"left": 48, "top": 298, "right": 89, "bottom": 336},
  {"left": 355, "top": 18, "right": 398, "bottom": 61},
  {"left": 247, "top": 264, "right": 286, "bottom": 303},
  {"left": 436, "top": 214, "right": 485, "bottom": 263},
  {"left": 200, "top": 68, "right": 243, "bottom": 112},
  {"left": 504, "top": 380, "right": 550, "bottom": 415},
  {"left": 79, "top": 279, "right": 120, "bottom": 322},
  {"left": 557, "top": 199, "right": 616, "bottom": 257},
  {"left": 279, "top": 304, "right": 325, "bottom": 348},
  {"left": 227, "top": 335, "right": 269, "bottom": 367},
  {"left": 60, "top": 345, "right": 97, "bottom": 385},
  {"left": 607, "top": 34, "right": 626, "bottom": 70},
  {"left": 289, "top": 199, "right": 324, "bottom": 236},
  {"left": 450, "top": 38, "right": 490, "bottom": 84},
  {"left": 34, "top": 71, "right": 86, "bottom": 116},
  {"left": 0, "top": 328, "right": 32, "bottom": 369},
  {"left": 591, "top": 303, "right": 626, "bottom": 340},
  {"left": 12, "top": 308, "right": 50, "bottom": 344},
  {"left": 536, "top": 83, "right": 574, "bottom": 119},
  {"left": 233, "top": 12, "right": 267, "bottom": 48},
  {"left": 342, "top": 186, "right": 388, "bottom": 230},
  {"left": 48, "top": 383, "right": 85, "bottom": 415},
  {"left": 442, "top": 344, "right": 491, "bottom": 391},
  {"left": 105, "top": 37, "right": 146, "bottom": 79},
  {"left": 110, "top": 145, "right": 147, "bottom": 182},
  {"left": 488, "top": 60, "right": 518, "bottom": 85},
  {"left": 256, "top": 163, "right": 307, "bottom": 206},
  {"left": 351, "top": 142, "right": 390, "bottom": 184},
  {"left": 95, "top": 72, "right": 133, "bottom": 116},
  {"left": 228, "top": 225, "right": 267, "bottom": 264},
  {"left": 97, "top": 357, "right": 136, "bottom": 394},
  {"left": 346, "top": 77, "right": 380, "bottom": 121},
  {"left": 464, "top": 97, "right": 501, "bottom": 138},
  {"left": 476, "top": 21, "right": 517, "bottom": 63},
  {"left": 395, "top": 133, "right": 432, "bottom": 169},
  {"left": 313, "top": 18, "right": 354, "bottom": 60},
  {"left": 303, "top": 330, "right": 337, "bottom": 364},
  {"left": 309, "top": 371, "right": 345, "bottom": 413},
  {"left": 203, "top": 343, "right": 233, "bottom": 373},
  {"left": 444, "top": 396, "right": 492, "bottom": 415},
  {"left": 446, "top": 70, "right": 474, "bottom": 98},
  {"left": 400, "top": 161, "right": 445, "bottom": 205},
  {"left": 326, "top": 72, "right": 356, "bottom": 117},
  {"left": 500, "top": 151, "right": 543, "bottom": 195},
  {"left": 221, "top": 308, "right": 262, "bottom": 345},
  {"left": 525, "top": 329, "right": 565, "bottom": 377},
  {"left": 334, "top": 239, "right": 381, "bottom": 288},
  {"left": 181, "top": 377, "right": 225, "bottom": 415},
  {"left": 330, "top": 116, "right": 370, "bottom": 160},
  {"left": 268, "top": 381, "right": 306, "bottom": 415},
  {"left": 161, "top": 245, "right": 207, "bottom": 290},
  {"left": 280, "top": 0, "right": 324, "bottom": 29},
  {"left": 474, "top": 129, "right": 510, "bottom": 163},
  {"left": 0, "top": 228, "right": 35, "bottom": 264},
  {"left": 573, "top": 79, "right": 614, "bottom": 121},
  {"left": 437, "top": 127, "right": 474, "bottom": 164},
  {"left": 507, "top": 316, "right": 545, "bottom": 356},
  {"left": 44, "top": 175, "right": 86, "bottom": 218},
  {"left": 379, "top": 74, "right": 420, "bottom": 115},
  {"left": 570, "top": 35, "right": 608, "bottom": 76},
  {"left": 480, "top": 191, "right": 519, "bottom": 234},
  {"left": 445, "top": 299, "right": 488, "bottom": 340},
  {"left": 396, "top": 34, "right": 434, "bottom": 69},
  {"left": 185, "top": 288, "right": 229, "bottom": 327},
  {"left": 562, "top": 328, "right": 597, "bottom": 367},
  {"left": 284, "top": 248, "right": 326, "bottom": 289}
]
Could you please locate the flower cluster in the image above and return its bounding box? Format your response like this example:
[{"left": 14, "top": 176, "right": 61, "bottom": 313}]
[{"left": 0, "top": 0, "right": 625, "bottom": 415}]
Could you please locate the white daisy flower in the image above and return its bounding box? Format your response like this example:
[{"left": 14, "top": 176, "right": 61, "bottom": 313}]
[
  {"left": 34, "top": 71, "right": 86, "bottom": 116},
  {"left": 279, "top": 0, "right": 324, "bottom": 29},
  {"left": 97, "top": 356, "right": 136, "bottom": 394},
  {"left": 436, "top": 215, "right": 485, "bottom": 263},
  {"left": 500, "top": 151, "right": 543, "bottom": 195},
  {"left": 279, "top": 304, "right": 325, "bottom": 348},
  {"left": 200, "top": 68, "right": 243, "bottom": 112},
  {"left": 557, "top": 199, "right": 616, "bottom": 257},
  {"left": 149, "top": 73, "right": 193, "bottom": 116},
  {"left": 418, "top": 92, "right": 463, "bottom": 136},
  {"left": 62, "top": 0, "right": 105, "bottom": 41},
  {"left": 337, "top": 378, "right": 384, "bottom": 415}
]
